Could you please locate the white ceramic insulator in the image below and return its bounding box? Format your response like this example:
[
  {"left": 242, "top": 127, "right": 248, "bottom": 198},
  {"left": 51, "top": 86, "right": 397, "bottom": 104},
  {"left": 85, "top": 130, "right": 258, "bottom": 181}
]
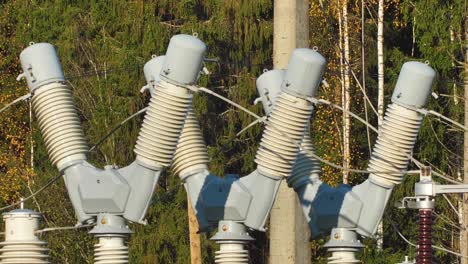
[
  {"left": 368, "top": 103, "right": 423, "bottom": 186},
  {"left": 255, "top": 92, "right": 313, "bottom": 177},
  {"left": 32, "top": 82, "right": 88, "bottom": 169},
  {"left": 0, "top": 241, "right": 50, "bottom": 264},
  {"left": 327, "top": 252, "right": 361, "bottom": 264},
  {"left": 215, "top": 243, "right": 249, "bottom": 264},
  {"left": 134, "top": 80, "right": 192, "bottom": 168},
  {"left": 288, "top": 133, "right": 322, "bottom": 188},
  {"left": 94, "top": 236, "right": 128, "bottom": 264},
  {"left": 172, "top": 107, "right": 209, "bottom": 176},
  {"left": 0, "top": 210, "right": 49, "bottom": 264}
]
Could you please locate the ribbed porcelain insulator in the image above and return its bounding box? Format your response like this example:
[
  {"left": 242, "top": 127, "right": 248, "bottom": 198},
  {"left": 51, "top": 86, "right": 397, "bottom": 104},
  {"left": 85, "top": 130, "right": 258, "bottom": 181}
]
[
  {"left": 327, "top": 252, "right": 361, "bottom": 264},
  {"left": 368, "top": 103, "right": 423, "bottom": 186},
  {"left": 1, "top": 209, "right": 49, "bottom": 264},
  {"left": 215, "top": 243, "right": 249, "bottom": 264},
  {"left": 32, "top": 82, "right": 88, "bottom": 169},
  {"left": 0, "top": 241, "right": 50, "bottom": 264},
  {"left": 288, "top": 133, "right": 322, "bottom": 188},
  {"left": 134, "top": 80, "right": 192, "bottom": 168},
  {"left": 172, "top": 107, "right": 209, "bottom": 176},
  {"left": 94, "top": 236, "right": 128, "bottom": 264},
  {"left": 255, "top": 92, "right": 313, "bottom": 177}
]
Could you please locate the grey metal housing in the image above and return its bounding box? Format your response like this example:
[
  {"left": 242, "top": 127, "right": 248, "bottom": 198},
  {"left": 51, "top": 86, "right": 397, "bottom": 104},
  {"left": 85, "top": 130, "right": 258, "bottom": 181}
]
[
  {"left": 289, "top": 61, "right": 435, "bottom": 238},
  {"left": 179, "top": 48, "right": 326, "bottom": 232},
  {"left": 18, "top": 35, "right": 207, "bottom": 225}
]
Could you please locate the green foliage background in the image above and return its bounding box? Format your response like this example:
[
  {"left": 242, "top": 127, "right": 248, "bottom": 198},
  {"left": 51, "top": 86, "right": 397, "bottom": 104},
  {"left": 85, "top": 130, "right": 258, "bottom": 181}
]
[{"left": 0, "top": 0, "right": 465, "bottom": 263}]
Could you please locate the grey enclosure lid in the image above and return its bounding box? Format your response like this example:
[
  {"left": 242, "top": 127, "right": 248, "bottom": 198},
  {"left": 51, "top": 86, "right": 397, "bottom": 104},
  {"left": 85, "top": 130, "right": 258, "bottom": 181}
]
[
  {"left": 19, "top": 43, "right": 65, "bottom": 92},
  {"left": 160, "top": 34, "right": 207, "bottom": 85},
  {"left": 391, "top": 61, "right": 435, "bottom": 108},
  {"left": 282, "top": 48, "right": 326, "bottom": 98}
]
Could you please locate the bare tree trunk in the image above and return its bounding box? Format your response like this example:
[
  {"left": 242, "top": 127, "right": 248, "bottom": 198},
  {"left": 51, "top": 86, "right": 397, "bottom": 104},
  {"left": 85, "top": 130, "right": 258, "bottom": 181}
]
[
  {"left": 461, "top": 22, "right": 468, "bottom": 264},
  {"left": 377, "top": 0, "right": 385, "bottom": 127},
  {"left": 376, "top": 0, "right": 385, "bottom": 250},
  {"left": 342, "top": 0, "right": 351, "bottom": 184},
  {"left": 187, "top": 196, "right": 202, "bottom": 264},
  {"left": 269, "top": 0, "right": 311, "bottom": 263}
]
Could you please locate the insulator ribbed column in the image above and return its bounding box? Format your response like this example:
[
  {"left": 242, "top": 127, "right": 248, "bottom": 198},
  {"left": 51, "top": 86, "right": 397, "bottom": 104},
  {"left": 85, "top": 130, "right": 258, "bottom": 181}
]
[
  {"left": 94, "top": 236, "right": 128, "bottom": 264},
  {"left": 416, "top": 209, "right": 433, "bottom": 264},
  {"left": 368, "top": 103, "right": 423, "bottom": 187},
  {"left": 32, "top": 82, "right": 88, "bottom": 169},
  {"left": 255, "top": 92, "right": 313, "bottom": 177},
  {"left": 171, "top": 107, "right": 209, "bottom": 176},
  {"left": 288, "top": 132, "right": 322, "bottom": 188},
  {"left": 0, "top": 209, "right": 50, "bottom": 264},
  {"left": 215, "top": 243, "right": 249, "bottom": 264},
  {"left": 134, "top": 80, "right": 192, "bottom": 168}
]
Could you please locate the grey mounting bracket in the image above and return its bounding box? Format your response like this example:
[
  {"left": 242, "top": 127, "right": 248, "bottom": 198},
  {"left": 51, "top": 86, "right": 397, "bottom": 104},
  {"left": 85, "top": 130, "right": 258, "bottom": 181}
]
[
  {"left": 323, "top": 228, "right": 364, "bottom": 264},
  {"left": 396, "top": 166, "right": 468, "bottom": 210}
]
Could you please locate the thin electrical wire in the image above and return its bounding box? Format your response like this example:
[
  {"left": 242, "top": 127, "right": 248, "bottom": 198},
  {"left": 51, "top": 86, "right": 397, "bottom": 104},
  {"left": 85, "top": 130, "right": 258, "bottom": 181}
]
[
  {"left": 0, "top": 93, "right": 31, "bottom": 114},
  {"left": 433, "top": 171, "right": 463, "bottom": 185},
  {"left": 0, "top": 174, "right": 62, "bottom": 212},
  {"left": 35, "top": 223, "right": 96, "bottom": 234},
  {"left": 386, "top": 213, "right": 468, "bottom": 259},
  {"left": 361, "top": 0, "right": 372, "bottom": 158},
  {"left": 195, "top": 85, "right": 422, "bottom": 175},
  {"left": 433, "top": 210, "right": 462, "bottom": 230},
  {"left": 427, "top": 109, "right": 467, "bottom": 131},
  {"left": 441, "top": 193, "right": 461, "bottom": 218},
  {"left": 89, "top": 107, "right": 148, "bottom": 152}
]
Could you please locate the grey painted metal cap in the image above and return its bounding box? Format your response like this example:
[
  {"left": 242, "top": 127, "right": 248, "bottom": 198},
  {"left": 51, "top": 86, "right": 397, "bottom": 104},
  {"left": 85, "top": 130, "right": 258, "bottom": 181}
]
[
  {"left": 256, "top": 69, "right": 285, "bottom": 114},
  {"left": 281, "top": 48, "right": 326, "bottom": 98},
  {"left": 144, "top": 55, "right": 165, "bottom": 85},
  {"left": 19, "top": 43, "right": 65, "bottom": 92},
  {"left": 391, "top": 61, "right": 435, "bottom": 108},
  {"left": 2, "top": 208, "right": 42, "bottom": 218},
  {"left": 160, "top": 34, "right": 207, "bottom": 85}
]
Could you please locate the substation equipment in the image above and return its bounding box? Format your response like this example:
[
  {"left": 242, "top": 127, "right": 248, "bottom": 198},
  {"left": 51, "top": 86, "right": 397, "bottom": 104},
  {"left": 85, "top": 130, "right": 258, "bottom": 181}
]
[{"left": 0, "top": 32, "right": 451, "bottom": 264}]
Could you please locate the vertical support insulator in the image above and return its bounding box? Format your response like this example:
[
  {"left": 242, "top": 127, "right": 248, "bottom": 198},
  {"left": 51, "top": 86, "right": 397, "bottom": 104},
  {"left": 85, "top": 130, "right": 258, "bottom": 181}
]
[
  {"left": 0, "top": 209, "right": 50, "bottom": 264},
  {"left": 135, "top": 34, "right": 206, "bottom": 169},
  {"left": 215, "top": 243, "right": 249, "bottom": 264},
  {"left": 288, "top": 132, "right": 322, "bottom": 189},
  {"left": 89, "top": 214, "right": 132, "bottom": 264},
  {"left": 416, "top": 209, "right": 433, "bottom": 264},
  {"left": 255, "top": 92, "right": 313, "bottom": 177},
  {"left": 211, "top": 221, "right": 254, "bottom": 264},
  {"left": 171, "top": 107, "right": 209, "bottom": 176},
  {"left": 368, "top": 62, "right": 435, "bottom": 187},
  {"left": 134, "top": 80, "right": 192, "bottom": 168},
  {"left": 367, "top": 103, "right": 423, "bottom": 187},
  {"left": 94, "top": 236, "right": 129, "bottom": 264},
  {"left": 19, "top": 43, "right": 88, "bottom": 170}
]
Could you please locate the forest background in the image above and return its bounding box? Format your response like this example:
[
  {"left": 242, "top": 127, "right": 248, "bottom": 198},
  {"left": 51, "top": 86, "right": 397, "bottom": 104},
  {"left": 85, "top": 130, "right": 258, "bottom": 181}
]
[{"left": 0, "top": 0, "right": 466, "bottom": 263}]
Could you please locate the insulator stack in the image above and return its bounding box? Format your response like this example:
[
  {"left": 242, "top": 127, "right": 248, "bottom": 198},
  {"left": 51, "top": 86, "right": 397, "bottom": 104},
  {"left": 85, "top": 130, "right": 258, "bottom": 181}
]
[
  {"left": 134, "top": 80, "right": 192, "bottom": 168},
  {"left": 288, "top": 132, "right": 322, "bottom": 188},
  {"left": 0, "top": 209, "right": 50, "bottom": 264},
  {"left": 32, "top": 83, "right": 88, "bottom": 169},
  {"left": 416, "top": 210, "right": 433, "bottom": 264},
  {"left": 368, "top": 103, "right": 423, "bottom": 187},
  {"left": 255, "top": 92, "right": 313, "bottom": 177},
  {"left": 19, "top": 43, "right": 88, "bottom": 170},
  {"left": 94, "top": 236, "right": 129, "bottom": 264},
  {"left": 172, "top": 107, "right": 209, "bottom": 176},
  {"left": 214, "top": 243, "right": 249, "bottom": 264}
]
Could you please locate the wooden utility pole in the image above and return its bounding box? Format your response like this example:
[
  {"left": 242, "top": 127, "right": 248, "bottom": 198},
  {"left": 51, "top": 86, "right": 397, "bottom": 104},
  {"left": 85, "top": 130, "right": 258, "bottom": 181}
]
[
  {"left": 187, "top": 196, "right": 202, "bottom": 264},
  {"left": 269, "top": 0, "right": 311, "bottom": 263}
]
